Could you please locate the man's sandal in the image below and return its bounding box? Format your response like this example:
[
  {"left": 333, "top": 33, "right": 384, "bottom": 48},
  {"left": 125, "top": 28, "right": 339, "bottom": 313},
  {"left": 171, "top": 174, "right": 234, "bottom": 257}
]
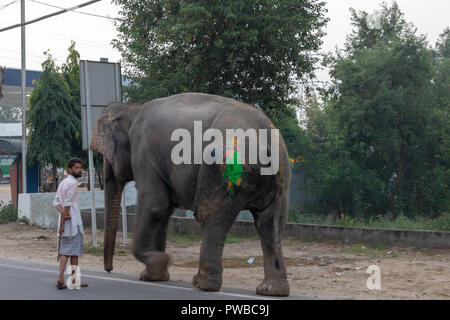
[{"left": 70, "top": 281, "right": 88, "bottom": 288}]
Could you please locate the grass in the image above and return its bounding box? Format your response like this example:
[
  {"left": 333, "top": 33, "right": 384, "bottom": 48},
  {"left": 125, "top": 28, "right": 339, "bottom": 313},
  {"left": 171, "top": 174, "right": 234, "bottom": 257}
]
[
  {"left": 83, "top": 243, "right": 104, "bottom": 256},
  {"left": 225, "top": 233, "right": 257, "bottom": 244},
  {"left": 167, "top": 230, "right": 201, "bottom": 248},
  {"left": 288, "top": 208, "right": 450, "bottom": 232}
]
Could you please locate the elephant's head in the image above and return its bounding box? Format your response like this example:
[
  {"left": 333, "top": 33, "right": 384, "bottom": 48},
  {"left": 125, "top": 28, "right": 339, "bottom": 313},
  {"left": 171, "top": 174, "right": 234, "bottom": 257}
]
[{"left": 90, "top": 102, "right": 140, "bottom": 272}]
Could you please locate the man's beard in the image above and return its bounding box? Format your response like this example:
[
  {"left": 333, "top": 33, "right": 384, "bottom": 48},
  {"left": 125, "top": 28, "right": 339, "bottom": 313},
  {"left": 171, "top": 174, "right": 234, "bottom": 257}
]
[{"left": 72, "top": 172, "right": 82, "bottom": 178}]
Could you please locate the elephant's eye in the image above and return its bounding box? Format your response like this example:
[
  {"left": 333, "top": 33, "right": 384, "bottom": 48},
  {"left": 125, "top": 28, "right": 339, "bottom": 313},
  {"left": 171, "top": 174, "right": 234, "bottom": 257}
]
[{"left": 211, "top": 149, "right": 215, "bottom": 158}]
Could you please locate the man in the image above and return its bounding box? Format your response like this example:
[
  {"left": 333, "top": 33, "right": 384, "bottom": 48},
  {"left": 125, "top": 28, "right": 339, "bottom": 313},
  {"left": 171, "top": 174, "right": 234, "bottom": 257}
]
[{"left": 53, "top": 158, "right": 88, "bottom": 289}]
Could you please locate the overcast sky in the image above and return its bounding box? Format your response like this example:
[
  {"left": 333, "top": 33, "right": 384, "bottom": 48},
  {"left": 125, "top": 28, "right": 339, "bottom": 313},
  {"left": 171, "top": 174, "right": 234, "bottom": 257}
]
[{"left": 0, "top": 0, "right": 449, "bottom": 83}]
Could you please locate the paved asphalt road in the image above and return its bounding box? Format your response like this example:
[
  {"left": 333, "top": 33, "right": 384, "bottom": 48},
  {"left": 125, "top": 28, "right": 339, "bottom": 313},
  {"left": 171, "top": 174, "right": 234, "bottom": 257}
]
[{"left": 0, "top": 258, "right": 317, "bottom": 300}]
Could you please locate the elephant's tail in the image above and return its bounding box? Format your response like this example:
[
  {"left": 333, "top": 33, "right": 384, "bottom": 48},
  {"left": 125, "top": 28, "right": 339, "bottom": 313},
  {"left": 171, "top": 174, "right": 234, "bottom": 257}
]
[{"left": 273, "top": 137, "right": 291, "bottom": 237}]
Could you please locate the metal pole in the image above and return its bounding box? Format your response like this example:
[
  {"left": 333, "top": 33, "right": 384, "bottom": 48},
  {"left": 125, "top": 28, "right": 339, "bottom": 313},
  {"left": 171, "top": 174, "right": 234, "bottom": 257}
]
[
  {"left": 84, "top": 61, "right": 97, "bottom": 247},
  {"left": 21, "top": 0, "right": 27, "bottom": 194},
  {"left": 115, "top": 62, "right": 127, "bottom": 244}
]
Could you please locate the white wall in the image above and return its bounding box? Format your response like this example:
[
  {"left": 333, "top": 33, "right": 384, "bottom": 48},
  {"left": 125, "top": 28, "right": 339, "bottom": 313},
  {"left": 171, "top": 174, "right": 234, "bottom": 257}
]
[{"left": 18, "top": 181, "right": 137, "bottom": 228}]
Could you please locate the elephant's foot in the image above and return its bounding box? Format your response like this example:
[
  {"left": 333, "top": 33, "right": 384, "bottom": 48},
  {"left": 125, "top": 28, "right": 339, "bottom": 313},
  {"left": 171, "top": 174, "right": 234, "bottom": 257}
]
[
  {"left": 192, "top": 272, "right": 222, "bottom": 291},
  {"left": 139, "top": 252, "right": 171, "bottom": 282},
  {"left": 256, "top": 278, "right": 290, "bottom": 297},
  {"left": 140, "top": 267, "right": 170, "bottom": 282}
]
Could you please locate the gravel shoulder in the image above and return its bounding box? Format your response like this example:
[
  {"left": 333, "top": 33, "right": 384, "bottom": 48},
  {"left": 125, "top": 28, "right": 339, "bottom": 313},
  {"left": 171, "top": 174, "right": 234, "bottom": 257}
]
[{"left": 0, "top": 221, "right": 449, "bottom": 300}]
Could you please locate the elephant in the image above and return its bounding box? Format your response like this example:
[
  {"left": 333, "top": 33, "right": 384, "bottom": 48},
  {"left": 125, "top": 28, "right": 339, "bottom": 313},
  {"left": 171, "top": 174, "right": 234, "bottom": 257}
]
[{"left": 90, "top": 92, "right": 291, "bottom": 296}]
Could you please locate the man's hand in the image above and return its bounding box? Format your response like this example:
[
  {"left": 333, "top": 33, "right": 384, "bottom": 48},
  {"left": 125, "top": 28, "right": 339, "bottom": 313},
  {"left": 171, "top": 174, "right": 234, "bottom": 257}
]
[
  {"left": 63, "top": 206, "right": 71, "bottom": 220},
  {"left": 57, "top": 205, "right": 70, "bottom": 235},
  {"left": 56, "top": 205, "right": 71, "bottom": 219}
]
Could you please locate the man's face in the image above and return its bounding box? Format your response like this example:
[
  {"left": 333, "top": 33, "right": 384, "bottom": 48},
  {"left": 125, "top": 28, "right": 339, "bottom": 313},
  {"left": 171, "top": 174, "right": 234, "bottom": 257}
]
[{"left": 69, "top": 163, "right": 83, "bottom": 178}]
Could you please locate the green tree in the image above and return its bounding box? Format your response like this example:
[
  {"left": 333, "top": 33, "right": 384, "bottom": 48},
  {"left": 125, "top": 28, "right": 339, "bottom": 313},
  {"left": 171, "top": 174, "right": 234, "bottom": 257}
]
[
  {"left": 60, "top": 43, "right": 87, "bottom": 167},
  {"left": 60, "top": 41, "right": 104, "bottom": 189},
  {"left": 425, "top": 28, "right": 450, "bottom": 214},
  {"left": 112, "top": 0, "right": 328, "bottom": 119},
  {"left": 62, "top": 41, "right": 81, "bottom": 110},
  {"left": 27, "top": 52, "right": 80, "bottom": 191},
  {"left": 302, "top": 2, "right": 447, "bottom": 218},
  {"left": 61, "top": 41, "right": 85, "bottom": 162},
  {"left": 343, "top": 1, "right": 417, "bottom": 56}
]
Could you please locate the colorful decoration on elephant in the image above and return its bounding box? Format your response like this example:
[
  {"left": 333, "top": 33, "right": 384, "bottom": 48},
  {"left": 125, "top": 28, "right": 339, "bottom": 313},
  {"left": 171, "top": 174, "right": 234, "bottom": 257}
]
[{"left": 222, "top": 137, "right": 245, "bottom": 195}]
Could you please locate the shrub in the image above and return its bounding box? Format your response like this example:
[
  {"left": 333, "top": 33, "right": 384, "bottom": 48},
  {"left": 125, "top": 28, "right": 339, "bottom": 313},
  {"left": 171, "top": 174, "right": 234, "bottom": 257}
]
[
  {"left": 0, "top": 201, "right": 18, "bottom": 223},
  {"left": 430, "top": 212, "right": 450, "bottom": 232}
]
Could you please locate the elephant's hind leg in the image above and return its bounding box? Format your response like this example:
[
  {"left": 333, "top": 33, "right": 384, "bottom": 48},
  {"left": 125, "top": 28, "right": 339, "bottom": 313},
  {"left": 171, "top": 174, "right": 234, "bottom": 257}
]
[
  {"left": 252, "top": 194, "right": 290, "bottom": 296},
  {"left": 192, "top": 204, "right": 239, "bottom": 292},
  {"left": 133, "top": 177, "right": 172, "bottom": 282}
]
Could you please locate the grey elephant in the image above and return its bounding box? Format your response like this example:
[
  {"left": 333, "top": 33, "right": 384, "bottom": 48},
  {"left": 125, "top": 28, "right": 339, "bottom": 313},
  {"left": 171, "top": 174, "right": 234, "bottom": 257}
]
[{"left": 90, "top": 92, "right": 291, "bottom": 296}]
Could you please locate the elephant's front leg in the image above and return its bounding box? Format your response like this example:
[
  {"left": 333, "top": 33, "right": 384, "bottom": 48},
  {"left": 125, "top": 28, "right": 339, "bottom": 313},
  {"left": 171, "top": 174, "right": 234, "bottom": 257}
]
[
  {"left": 192, "top": 211, "right": 237, "bottom": 291},
  {"left": 133, "top": 184, "right": 172, "bottom": 282}
]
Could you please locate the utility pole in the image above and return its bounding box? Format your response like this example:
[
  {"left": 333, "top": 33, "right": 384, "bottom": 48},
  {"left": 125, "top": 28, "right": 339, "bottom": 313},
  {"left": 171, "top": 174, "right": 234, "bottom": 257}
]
[
  {"left": 83, "top": 62, "right": 97, "bottom": 247},
  {"left": 21, "top": 0, "right": 27, "bottom": 194}
]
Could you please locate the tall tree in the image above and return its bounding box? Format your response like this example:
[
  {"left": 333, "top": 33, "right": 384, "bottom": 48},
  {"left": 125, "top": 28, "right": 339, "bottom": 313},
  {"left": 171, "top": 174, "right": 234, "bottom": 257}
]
[
  {"left": 62, "top": 41, "right": 81, "bottom": 110},
  {"left": 112, "top": 0, "right": 328, "bottom": 120},
  {"left": 61, "top": 43, "right": 86, "bottom": 164},
  {"left": 343, "top": 1, "right": 417, "bottom": 56},
  {"left": 425, "top": 28, "right": 450, "bottom": 214},
  {"left": 27, "top": 52, "right": 79, "bottom": 191},
  {"left": 60, "top": 42, "right": 104, "bottom": 189},
  {"left": 302, "top": 2, "right": 446, "bottom": 218}
]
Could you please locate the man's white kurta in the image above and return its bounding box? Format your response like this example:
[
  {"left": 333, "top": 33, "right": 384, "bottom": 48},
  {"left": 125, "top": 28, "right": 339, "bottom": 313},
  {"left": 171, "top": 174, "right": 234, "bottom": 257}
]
[{"left": 53, "top": 175, "right": 84, "bottom": 237}]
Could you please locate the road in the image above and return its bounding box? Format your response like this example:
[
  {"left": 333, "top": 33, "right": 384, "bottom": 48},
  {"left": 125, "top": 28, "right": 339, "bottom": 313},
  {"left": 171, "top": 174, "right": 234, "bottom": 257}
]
[{"left": 0, "top": 258, "right": 315, "bottom": 300}]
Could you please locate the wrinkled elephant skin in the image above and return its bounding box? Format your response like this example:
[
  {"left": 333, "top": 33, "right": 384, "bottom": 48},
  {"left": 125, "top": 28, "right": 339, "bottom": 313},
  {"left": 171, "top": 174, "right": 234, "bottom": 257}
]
[{"left": 90, "top": 93, "right": 291, "bottom": 296}]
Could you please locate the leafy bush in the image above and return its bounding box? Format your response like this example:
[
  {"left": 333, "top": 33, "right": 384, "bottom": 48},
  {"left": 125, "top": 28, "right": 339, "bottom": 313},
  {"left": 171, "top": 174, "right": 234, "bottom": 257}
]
[
  {"left": 18, "top": 216, "right": 30, "bottom": 225},
  {"left": 0, "top": 201, "right": 18, "bottom": 223},
  {"left": 429, "top": 212, "right": 450, "bottom": 232}
]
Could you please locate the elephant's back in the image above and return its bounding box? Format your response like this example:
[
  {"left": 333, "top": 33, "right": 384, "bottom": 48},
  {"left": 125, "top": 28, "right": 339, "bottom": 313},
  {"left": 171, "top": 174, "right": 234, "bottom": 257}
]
[{"left": 139, "top": 92, "right": 257, "bottom": 128}]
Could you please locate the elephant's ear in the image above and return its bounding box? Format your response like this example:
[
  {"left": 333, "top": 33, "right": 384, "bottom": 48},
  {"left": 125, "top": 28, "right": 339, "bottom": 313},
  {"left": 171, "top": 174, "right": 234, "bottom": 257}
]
[{"left": 90, "top": 114, "right": 117, "bottom": 166}]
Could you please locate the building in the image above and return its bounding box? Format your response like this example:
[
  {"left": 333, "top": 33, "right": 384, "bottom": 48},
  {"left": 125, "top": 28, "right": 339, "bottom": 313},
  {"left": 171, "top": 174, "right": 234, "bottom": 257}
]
[
  {"left": 0, "top": 68, "right": 40, "bottom": 189},
  {"left": 0, "top": 67, "right": 41, "bottom": 109}
]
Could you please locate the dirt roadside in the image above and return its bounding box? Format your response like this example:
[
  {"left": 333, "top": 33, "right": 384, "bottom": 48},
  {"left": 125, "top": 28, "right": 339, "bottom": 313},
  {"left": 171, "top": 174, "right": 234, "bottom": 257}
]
[{"left": 0, "top": 221, "right": 449, "bottom": 300}]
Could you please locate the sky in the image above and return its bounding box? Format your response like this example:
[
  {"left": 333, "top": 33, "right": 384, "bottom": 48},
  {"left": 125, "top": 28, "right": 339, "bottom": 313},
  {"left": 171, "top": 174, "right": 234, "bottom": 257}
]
[{"left": 0, "top": 0, "right": 449, "bottom": 84}]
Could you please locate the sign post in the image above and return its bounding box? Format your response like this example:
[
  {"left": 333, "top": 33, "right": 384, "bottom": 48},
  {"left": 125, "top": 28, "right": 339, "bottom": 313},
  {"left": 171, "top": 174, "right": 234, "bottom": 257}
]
[
  {"left": 80, "top": 59, "right": 122, "bottom": 246},
  {"left": 83, "top": 62, "right": 97, "bottom": 247}
]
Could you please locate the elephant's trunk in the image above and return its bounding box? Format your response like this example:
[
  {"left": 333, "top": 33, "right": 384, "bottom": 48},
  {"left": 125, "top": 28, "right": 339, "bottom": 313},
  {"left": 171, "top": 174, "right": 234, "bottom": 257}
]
[{"left": 103, "top": 160, "right": 122, "bottom": 272}]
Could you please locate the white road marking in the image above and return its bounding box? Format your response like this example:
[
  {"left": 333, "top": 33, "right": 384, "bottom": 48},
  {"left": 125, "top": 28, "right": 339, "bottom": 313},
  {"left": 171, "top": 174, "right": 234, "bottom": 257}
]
[{"left": 0, "top": 262, "right": 276, "bottom": 300}]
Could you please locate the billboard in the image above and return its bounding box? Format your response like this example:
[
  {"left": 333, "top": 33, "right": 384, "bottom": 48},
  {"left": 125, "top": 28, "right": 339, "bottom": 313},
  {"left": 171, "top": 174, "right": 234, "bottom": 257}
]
[{"left": 80, "top": 60, "right": 121, "bottom": 150}]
